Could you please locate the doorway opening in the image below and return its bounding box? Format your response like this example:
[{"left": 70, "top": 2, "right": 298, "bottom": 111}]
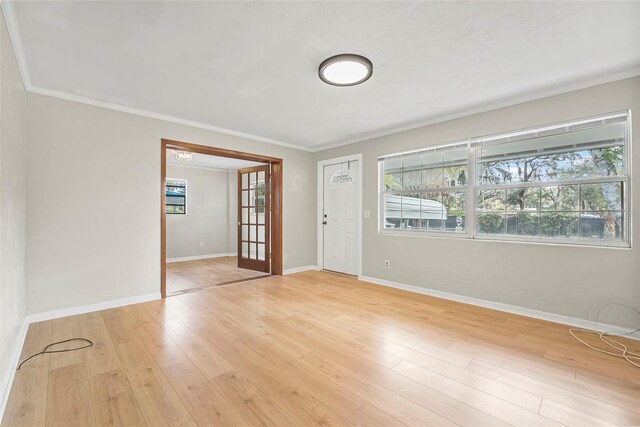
[{"left": 161, "top": 139, "right": 283, "bottom": 297}]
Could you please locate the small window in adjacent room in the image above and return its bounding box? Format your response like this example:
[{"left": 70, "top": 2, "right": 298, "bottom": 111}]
[{"left": 165, "top": 178, "right": 187, "bottom": 214}]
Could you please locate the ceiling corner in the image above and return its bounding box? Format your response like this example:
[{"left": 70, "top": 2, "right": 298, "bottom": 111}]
[{"left": 1, "top": 0, "right": 32, "bottom": 91}]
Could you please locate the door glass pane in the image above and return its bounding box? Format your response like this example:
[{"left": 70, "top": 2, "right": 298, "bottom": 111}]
[
  {"left": 242, "top": 173, "right": 248, "bottom": 188},
  {"left": 241, "top": 242, "right": 249, "bottom": 258},
  {"left": 256, "top": 186, "right": 265, "bottom": 206},
  {"left": 250, "top": 172, "right": 257, "bottom": 187},
  {"left": 249, "top": 241, "right": 256, "bottom": 259},
  {"left": 257, "top": 225, "right": 265, "bottom": 242},
  {"left": 242, "top": 208, "right": 249, "bottom": 224},
  {"left": 257, "top": 212, "right": 265, "bottom": 224},
  {"left": 242, "top": 190, "right": 249, "bottom": 206},
  {"left": 242, "top": 225, "right": 248, "bottom": 241},
  {"left": 250, "top": 225, "right": 257, "bottom": 242},
  {"left": 257, "top": 243, "right": 265, "bottom": 261}
]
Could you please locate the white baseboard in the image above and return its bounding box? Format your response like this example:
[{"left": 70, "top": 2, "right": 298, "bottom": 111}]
[
  {"left": 25, "top": 292, "right": 161, "bottom": 324},
  {"left": 166, "top": 252, "right": 236, "bottom": 263},
  {"left": 1, "top": 291, "right": 160, "bottom": 422},
  {"left": 283, "top": 265, "right": 319, "bottom": 275},
  {"left": 0, "top": 321, "right": 28, "bottom": 425},
  {"left": 359, "top": 275, "right": 640, "bottom": 340}
]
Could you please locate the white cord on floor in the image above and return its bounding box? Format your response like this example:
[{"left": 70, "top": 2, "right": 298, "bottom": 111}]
[
  {"left": 569, "top": 327, "right": 640, "bottom": 368},
  {"left": 569, "top": 300, "right": 640, "bottom": 369}
]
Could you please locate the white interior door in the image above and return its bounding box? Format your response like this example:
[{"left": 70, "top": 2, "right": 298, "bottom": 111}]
[{"left": 323, "top": 160, "right": 359, "bottom": 275}]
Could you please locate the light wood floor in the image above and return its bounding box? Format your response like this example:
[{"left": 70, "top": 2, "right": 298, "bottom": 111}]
[
  {"left": 166, "top": 256, "right": 268, "bottom": 295},
  {"left": 3, "top": 271, "right": 640, "bottom": 427}
]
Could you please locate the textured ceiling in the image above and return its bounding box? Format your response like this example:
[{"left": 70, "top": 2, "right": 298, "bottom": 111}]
[{"left": 10, "top": 1, "right": 640, "bottom": 150}]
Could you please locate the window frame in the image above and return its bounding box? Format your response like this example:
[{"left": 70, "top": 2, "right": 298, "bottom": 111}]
[
  {"left": 165, "top": 178, "right": 188, "bottom": 215},
  {"left": 378, "top": 110, "right": 632, "bottom": 248}
]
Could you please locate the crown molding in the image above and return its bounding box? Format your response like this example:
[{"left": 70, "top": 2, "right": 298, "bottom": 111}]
[
  {"left": 307, "top": 67, "right": 640, "bottom": 153},
  {"left": 4, "top": 1, "right": 639, "bottom": 155},
  {"left": 1, "top": 1, "right": 312, "bottom": 153},
  {"left": 1, "top": 1, "right": 30, "bottom": 90},
  {"left": 28, "top": 85, "right": 314, "bottom": 152}
]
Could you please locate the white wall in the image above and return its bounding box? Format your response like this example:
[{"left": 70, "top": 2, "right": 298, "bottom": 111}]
[
  {"left": 26, "top": 94, "right": 316, "bottom": 315},
  {"left": 166, "top": 165, "right": 232, "bottom": 259},
  {"left": 0, "top": 7, "right": 27, "bottom": 413},
  {"left": 227, "top": 170, "right": 238, "bottom": 254},
  {"left": 315, "top": 77, "right": 640, "bottom": 329}
]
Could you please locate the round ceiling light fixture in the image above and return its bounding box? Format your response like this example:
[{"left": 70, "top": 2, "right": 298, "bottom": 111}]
[{"left": 318, "top": 54, "right": 373, "bottom": 87}]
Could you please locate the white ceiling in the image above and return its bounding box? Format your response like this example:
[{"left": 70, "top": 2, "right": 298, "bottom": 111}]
[
  {"left": 8, "top": 1, "right": 640, "bottom": 150},
  {"left": 166, "top": 149, "right": 263, "bottom": 171}
]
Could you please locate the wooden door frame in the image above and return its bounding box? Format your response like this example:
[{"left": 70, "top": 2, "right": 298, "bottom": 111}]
[{"left": 161, "top": 139, "right": 283, "bottom": 298}]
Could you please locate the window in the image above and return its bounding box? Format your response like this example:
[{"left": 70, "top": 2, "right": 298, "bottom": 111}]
[
  {"left": 165, "top": 179, "right": 187, "bottom": 214},
  {"left": 381, "top": 142, "right": 468, "bottom": 233},
  {"left": 379, "top": 111, "right": 631, "bottom": 247}
]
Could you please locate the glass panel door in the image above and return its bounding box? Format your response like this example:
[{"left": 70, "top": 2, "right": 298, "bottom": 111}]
[{"left": 238, "top": 165, "right": 270, "bottom": 273}]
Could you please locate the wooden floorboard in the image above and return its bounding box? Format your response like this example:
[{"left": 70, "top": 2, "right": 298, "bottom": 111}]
[
  {"left": 3, "top": 271, "right": 640, "bottom": 426},
  {"left": 166, "top": 256, "right": 269, "bottom": 296}
]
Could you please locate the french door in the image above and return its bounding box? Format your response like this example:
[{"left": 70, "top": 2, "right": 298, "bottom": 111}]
[{"left": 238, "top": 165, "right": 271, "bottom": 273}]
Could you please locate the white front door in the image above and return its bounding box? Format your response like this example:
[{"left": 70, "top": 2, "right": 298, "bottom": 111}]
[{"left": 323, "top": 160, "right": 359, "bottom": 275}]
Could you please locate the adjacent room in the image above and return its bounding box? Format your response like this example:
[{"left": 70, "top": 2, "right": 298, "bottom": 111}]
[
  {"left": 1, "top": 1, "right": 639, "bottom": 426},
  {"left": 164, "top": 148, "right": 270, "bottom": 296}
]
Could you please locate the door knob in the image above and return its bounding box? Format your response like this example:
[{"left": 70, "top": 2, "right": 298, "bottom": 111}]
[{"left": 237, "top": 222, "right": 241, "bottom": 226}]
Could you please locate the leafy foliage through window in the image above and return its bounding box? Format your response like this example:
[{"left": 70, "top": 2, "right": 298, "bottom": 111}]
[
  {"left": 379, "top": 112, "right": 630, "bottom": 247},
  {"left": 382, "top": 144, "right": 468, "bottom": 232}
]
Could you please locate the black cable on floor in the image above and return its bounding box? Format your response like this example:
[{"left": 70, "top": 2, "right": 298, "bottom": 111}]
[{"left": 16, "top": 338, "right": 93, "bottom": 370}]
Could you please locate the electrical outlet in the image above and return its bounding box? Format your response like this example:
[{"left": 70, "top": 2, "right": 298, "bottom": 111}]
[
  {"left": 384, "top": 260, "right": 391, "bottom": 269},
  {"left": 363, "top": 210, "right": 371, "bottom": 218},
  {"left": 283, "top": 252, "right": 288, "bottom": 261},
  {"left": 199, "top": 241, "right": 205, "bottom": 248}
]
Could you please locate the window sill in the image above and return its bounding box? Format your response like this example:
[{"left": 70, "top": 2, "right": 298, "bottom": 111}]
[{"left": 378, "top": 229, "right": 631, "bottom": 249}]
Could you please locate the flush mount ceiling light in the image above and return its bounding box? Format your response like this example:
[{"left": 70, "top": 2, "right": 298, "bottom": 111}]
[
  {"left": 318, "top": 54, "right": 373, "bottom": 87},
  {"left": 175, "top": 150, "right": 193, "bottom": 163}
]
